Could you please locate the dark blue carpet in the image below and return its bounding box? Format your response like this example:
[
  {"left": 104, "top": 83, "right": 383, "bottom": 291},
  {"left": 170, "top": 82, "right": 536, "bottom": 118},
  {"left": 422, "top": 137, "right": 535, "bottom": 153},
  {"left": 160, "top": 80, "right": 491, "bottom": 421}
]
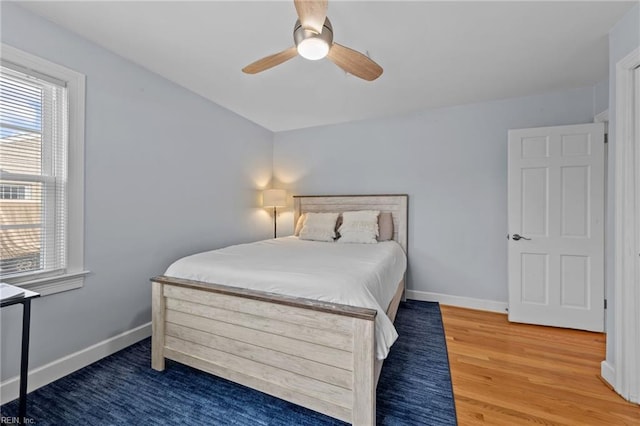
[{"left": 1, "top": 301, "right": 457, "bottom": 425}]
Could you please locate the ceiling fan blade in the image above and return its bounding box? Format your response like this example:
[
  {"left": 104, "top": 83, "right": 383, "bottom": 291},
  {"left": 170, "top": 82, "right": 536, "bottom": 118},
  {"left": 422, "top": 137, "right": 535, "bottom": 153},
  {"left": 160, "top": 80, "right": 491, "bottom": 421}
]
[
  {"left": 294, "top": 0, "right": 328, "bottom": 34},
  {"left": 327, "top": 43, "right": 383, "bottom": 81},
  {"left": 242, "top": 47, "right": 298, "bottom": 74}
]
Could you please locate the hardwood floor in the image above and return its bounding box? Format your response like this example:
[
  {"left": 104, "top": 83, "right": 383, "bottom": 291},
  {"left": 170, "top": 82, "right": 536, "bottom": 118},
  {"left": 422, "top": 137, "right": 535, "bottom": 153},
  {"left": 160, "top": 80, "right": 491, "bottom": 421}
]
[{"left": 440, "top": 305, "right": 640, "bottom": 425}]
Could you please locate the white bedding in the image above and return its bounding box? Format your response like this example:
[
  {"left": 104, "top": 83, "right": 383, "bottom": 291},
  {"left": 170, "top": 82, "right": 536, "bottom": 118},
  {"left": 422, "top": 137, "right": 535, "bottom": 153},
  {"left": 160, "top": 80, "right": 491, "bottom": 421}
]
[{"left": 165, "top": 236, "right": 407, "bottom": 360}]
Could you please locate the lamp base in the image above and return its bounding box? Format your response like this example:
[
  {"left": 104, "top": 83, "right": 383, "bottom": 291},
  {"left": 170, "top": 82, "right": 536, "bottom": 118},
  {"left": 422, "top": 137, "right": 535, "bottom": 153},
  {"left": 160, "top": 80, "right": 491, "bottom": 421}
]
[{"left": 273, "top": 207, "right": 277, "bottom": 239}]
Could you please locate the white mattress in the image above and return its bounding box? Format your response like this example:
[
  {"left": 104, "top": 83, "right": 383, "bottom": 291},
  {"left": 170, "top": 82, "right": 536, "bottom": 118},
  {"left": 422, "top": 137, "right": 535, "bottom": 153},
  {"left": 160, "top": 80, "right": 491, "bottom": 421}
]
[{"left": 165, "top": 236, "right": 407, "bottom": 359}]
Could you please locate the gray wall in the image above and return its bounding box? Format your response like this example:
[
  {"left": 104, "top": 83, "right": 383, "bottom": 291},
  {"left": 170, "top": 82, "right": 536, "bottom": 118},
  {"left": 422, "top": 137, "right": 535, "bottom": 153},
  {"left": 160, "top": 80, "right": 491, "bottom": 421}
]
[
  {"left": 593, "top": 79, "right": 609, "bottom": 115},
  {"left": 274, "top": 88, "right": 596, "bottom": 303},
  {"left": 605, "top": 3, "right": 639, "bottom": 365},
  {"left": 0, "top": 3, "right": 274, "bottom": 380}
]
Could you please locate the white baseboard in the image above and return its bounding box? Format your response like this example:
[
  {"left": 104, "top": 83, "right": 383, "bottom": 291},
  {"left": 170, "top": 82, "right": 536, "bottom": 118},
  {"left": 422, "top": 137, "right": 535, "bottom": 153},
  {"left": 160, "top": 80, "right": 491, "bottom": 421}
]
[
  {"left": 600, "top": 361, "right": 640, "bottom": 404},
  {"left": 0, "top": 322, "right": 151, "bottom": 405},
  {"left": 600, "top": 360, "right": 616, "bottom": 389},
  {"left": 406, "top": 289, "right": 508, "bottom": 314}
]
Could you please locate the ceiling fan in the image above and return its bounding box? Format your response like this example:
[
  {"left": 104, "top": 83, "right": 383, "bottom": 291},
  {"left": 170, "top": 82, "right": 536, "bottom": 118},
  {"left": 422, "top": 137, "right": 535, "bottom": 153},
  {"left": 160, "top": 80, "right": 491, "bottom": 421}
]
[{"left": 242, "top": 0, "right": 383, "bottom": 81}]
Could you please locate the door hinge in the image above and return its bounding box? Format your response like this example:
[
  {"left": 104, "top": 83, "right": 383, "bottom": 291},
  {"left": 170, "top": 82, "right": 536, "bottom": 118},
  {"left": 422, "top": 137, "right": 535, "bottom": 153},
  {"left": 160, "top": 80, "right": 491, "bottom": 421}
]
[
  {"left": 604, "top": 299, "right": 607, "bottom": 309},
  {"left": 604, "top": 133, "right": 608, "bottom": 144}
]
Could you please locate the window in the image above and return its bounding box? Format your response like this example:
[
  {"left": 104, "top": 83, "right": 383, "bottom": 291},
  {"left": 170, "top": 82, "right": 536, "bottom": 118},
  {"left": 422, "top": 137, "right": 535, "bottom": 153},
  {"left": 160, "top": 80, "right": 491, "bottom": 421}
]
[
  {"left": 0, "top": 45, "right": 86, "bottom": 295},
  {"left": 0, "top": 184, "right": 29, "bottom": 200}
]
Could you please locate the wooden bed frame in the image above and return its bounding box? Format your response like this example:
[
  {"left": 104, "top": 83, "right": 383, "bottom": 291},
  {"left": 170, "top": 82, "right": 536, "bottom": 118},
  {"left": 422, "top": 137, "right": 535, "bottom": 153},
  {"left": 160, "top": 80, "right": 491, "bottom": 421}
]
[{"left": 151, "top": 194, "right": 408, "bottom": 425}]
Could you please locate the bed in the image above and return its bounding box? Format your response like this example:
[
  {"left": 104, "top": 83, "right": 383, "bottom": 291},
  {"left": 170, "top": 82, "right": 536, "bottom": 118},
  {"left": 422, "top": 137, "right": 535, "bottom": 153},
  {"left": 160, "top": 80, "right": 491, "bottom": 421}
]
[{"left": 150, "top": 194, "right": 408, "bottom": 425}]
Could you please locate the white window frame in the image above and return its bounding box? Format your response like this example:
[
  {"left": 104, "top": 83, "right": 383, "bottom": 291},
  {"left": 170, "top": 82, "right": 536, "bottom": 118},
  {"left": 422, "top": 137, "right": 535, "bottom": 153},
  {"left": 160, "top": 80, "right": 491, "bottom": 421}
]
[{"left": 1, "top": 44, "right": 88, "bottom": 295}]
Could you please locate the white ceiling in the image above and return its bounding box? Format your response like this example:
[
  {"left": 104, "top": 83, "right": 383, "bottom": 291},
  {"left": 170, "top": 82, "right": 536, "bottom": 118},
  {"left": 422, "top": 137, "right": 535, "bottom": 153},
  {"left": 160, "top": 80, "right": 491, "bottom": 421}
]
[{"left": 18, "top": 1, "right": 635, "bottom": 132}]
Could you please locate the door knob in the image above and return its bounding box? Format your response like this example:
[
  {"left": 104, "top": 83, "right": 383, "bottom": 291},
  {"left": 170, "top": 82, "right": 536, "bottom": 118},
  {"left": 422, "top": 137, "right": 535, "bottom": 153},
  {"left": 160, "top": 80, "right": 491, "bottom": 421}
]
[{"left": 512, "top": 233, "right": 531, "bottom": 241}]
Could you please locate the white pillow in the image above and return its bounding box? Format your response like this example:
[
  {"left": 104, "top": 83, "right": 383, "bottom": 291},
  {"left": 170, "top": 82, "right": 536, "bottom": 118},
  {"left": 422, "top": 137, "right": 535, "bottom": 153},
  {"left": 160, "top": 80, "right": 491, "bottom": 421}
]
[
  {"left": 337, "top": 210, "right": 380, "bottom": 244},
  {"left": 299, "top": 212, "right": 339, "bottom": 242},
  {"left": 294, "top": 213, "right": 306, "bottom": 236}
]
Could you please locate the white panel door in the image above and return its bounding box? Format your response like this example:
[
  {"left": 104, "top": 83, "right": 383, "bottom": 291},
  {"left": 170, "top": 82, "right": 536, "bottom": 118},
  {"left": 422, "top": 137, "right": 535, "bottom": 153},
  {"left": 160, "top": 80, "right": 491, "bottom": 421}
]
[{"left": 508, "top": 123, "right": 605, "bottom": 332}]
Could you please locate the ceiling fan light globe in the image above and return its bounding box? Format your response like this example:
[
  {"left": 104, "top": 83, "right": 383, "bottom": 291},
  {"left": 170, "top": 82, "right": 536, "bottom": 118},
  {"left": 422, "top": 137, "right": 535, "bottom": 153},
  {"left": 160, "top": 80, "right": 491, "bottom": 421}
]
[{"left": 297, "top": 38, "right": 329, "bottom": 60}]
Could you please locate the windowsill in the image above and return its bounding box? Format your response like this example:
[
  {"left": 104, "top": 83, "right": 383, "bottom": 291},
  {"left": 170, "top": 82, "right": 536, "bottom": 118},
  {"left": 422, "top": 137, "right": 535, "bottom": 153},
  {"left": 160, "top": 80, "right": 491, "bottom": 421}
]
[{"left": 5, "top": 271, "right": 90, "bottom": 296}]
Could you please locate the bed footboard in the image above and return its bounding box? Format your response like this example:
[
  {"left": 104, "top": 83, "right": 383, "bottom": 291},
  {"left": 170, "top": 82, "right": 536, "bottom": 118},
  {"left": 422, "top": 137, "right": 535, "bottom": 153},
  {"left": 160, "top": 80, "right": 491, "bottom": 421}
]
[{"left": 151, "top": 276, "right": 377, "bottom": 425}]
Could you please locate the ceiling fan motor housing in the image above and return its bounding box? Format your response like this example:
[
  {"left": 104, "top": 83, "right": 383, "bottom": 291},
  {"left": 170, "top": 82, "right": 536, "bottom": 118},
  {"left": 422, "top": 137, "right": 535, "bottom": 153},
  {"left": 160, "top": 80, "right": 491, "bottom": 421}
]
[{"left": 294, "top": 18, "right": 334, "bottom": 51}]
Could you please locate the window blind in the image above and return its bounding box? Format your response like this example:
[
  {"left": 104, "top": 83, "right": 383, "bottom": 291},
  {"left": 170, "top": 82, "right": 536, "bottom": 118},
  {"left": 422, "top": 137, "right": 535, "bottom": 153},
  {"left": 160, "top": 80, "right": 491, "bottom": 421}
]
[{"left": 0, "top": 63, "right": 68, "bottom": 278}]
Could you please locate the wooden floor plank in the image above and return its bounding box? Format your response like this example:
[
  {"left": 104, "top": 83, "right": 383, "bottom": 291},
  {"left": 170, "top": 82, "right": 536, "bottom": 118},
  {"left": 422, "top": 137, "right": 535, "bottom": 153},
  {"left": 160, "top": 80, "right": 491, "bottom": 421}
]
[{"left": 440, "top": 305, "right": 640, "bottom": 425}]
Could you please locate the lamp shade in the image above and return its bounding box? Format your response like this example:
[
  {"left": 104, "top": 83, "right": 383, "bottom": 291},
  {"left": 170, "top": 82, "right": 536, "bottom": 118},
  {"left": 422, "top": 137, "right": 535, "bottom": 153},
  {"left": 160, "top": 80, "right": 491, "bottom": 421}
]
[{"left": 263, "top": 189, "right": 286, "bottom": 208}]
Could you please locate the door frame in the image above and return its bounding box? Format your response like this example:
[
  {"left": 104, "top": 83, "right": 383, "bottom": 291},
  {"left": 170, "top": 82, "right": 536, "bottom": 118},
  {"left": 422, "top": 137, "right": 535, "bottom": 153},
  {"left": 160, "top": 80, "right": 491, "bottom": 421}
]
[{"left": 610, "top": 46, "right": 640, "bottom": 404}]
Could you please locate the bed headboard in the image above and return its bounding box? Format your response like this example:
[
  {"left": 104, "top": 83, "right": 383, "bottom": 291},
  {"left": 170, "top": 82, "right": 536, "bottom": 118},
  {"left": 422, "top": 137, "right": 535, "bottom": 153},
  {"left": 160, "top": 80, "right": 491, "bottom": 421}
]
[{"left": 293, "top": 194, "right": 409, "bottom": 254}]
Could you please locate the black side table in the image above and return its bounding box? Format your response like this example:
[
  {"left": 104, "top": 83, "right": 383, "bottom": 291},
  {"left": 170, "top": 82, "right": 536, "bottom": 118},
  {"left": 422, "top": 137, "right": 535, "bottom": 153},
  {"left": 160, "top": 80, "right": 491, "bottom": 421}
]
[{"left": 1, "top": 289, "right": 39, "bottom": 425}]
